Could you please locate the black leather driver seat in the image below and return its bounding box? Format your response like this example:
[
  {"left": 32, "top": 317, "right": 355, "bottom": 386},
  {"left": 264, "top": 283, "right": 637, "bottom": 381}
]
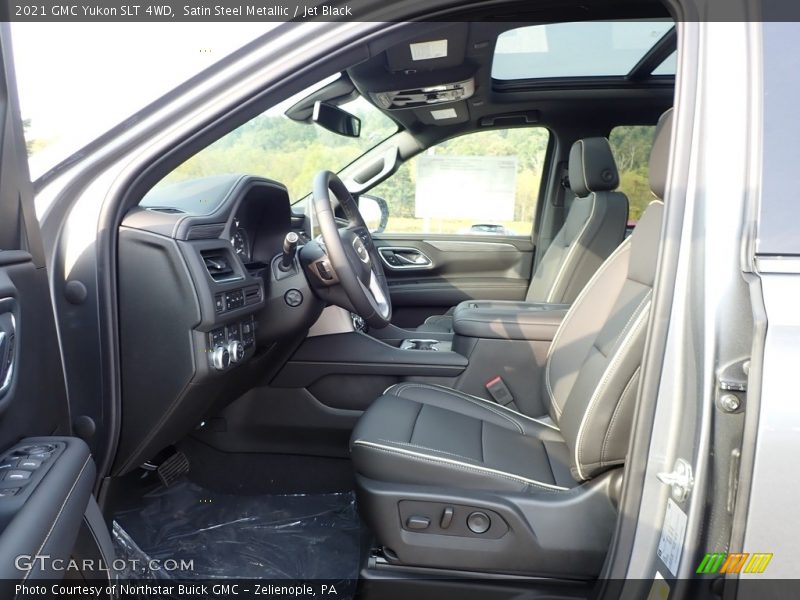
[{"left": 350, "top": 109, "right": 674, "bottom": 578}]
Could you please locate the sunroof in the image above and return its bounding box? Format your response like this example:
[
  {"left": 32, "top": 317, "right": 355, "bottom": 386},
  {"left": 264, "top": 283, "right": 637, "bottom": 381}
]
[{"left": 492, "top": 20, "right": 675, "bottom": 80}]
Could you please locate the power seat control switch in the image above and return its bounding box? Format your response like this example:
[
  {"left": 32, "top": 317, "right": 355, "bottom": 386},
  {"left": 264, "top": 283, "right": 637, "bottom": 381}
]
[
  {"left": 440, "top": 506, "right": 454, "bottom": 529},
  {"left": 406, "top": 516, "right": 431, "bottom": 530},
  {"left": 467, "top": 511, "right": 491, "bottom": 534}
]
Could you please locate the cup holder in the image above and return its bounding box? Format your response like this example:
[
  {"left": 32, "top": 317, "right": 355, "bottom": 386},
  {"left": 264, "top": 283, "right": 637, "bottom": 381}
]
[{"left": 400, "top": 339, "right": 440, "bottom": 351}]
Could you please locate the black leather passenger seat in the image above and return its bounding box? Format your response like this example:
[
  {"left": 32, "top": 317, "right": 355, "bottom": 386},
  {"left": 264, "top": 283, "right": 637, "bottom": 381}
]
[
  {"left": 350, "top": 109, "right": 674, "bottom": 578},
  {"left": 418, "top": 136, "right": 629, "bottom": 333}
]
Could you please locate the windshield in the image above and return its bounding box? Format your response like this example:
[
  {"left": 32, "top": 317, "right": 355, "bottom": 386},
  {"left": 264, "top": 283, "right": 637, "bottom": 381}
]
[
  {"left": 14, "top": 23, "right": 272, "bottom": 181},
  {"left": 156, "top": 89, "right": 398, "bottom": 201}
]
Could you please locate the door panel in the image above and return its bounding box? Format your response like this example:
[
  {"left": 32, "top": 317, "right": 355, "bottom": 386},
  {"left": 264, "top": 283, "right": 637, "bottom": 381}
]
[
  {"left": 373, "top": 234, "right": 533, "bottom": 327},
  {"left": 0, "top": 24, "right": 97, "bottom": 584},
  {"left": 0, "top": 437, "right": 95, "bottom": 583}
]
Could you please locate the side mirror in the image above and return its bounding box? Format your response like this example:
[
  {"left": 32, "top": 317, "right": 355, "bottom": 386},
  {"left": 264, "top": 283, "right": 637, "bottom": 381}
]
[
  {"left": 312, "top": 101, "right": 361, "bottom": 138},
  {"left": 358, "top": 194, "right": 389, "bottom": 233}
]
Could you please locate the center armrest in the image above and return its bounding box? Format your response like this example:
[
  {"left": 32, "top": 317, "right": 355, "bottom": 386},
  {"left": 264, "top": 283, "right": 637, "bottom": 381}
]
[{"left": 452, "top": 300, "right": 569, "bottom": 341}]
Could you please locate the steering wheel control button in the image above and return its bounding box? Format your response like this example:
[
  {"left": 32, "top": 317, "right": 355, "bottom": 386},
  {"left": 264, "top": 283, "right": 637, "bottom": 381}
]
[
  {"left": 0, "top": 488, "right": 19, "bottom": 497},
  {"left": 211, "top": 346, "right": 231, "bottom": 371},
  {"left": 440, "top": 506, "right": 455, "bottom": 529},
  {"left": 284, "top": 289, "right": 303, "bottom": 307},
  {"left": 17, "top": 459, "right": 41, "bottom": 470},
  {"left": 316, "top": 260, "right": 335, "bottom": 281},
  {"left": 406, "top": 516, "right": 431, "bottom": 531},
  {"left": 467, "top": 511, "right": 491, "bottom": 534},
  {"left": 4, "top": 470, "right": 31, "bottom": 482},
  {"left": 0, "top": 459, "right": 17, "bottom": 470}
]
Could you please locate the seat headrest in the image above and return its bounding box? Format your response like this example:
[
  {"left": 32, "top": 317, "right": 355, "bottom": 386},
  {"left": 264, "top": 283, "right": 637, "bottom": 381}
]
[
  {"left": 648, "top": 108, "right": 674, "bottom": 200},
  {"left": 568, "top": 137, "right": 620, "bottom": 197}
]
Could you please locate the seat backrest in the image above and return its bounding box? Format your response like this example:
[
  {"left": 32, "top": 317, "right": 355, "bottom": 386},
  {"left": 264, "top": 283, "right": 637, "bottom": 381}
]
[
  {"left": 527, "top": 137, "right": 629, "bottom": 304},
  {"left": 544, "top": 109, "right": 674, "bottom": 481}
]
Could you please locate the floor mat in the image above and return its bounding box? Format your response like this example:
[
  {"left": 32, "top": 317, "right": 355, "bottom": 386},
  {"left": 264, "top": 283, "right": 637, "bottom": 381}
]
[{"left": 113, "top": 480, "right": 362, "bottom": 581}]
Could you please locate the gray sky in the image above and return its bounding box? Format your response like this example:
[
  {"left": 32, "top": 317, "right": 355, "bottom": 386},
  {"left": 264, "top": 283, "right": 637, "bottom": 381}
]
[{"left": 12, "top": 23, "right": 274, "bottom": 177}]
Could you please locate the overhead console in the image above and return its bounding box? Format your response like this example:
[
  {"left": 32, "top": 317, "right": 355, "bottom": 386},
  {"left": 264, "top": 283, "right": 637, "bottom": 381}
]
[
  {"left": 115, "top": 175, "right": 323, "bottom": 475},
  {"left": 348, "top": 23, "right": 477, "bottom": 127},
  {"left": 370, "top": 78, "right": 475, "bottom": 110}
]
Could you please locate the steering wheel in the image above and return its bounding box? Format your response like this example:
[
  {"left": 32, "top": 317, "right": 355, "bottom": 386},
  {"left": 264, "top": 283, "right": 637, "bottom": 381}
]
[{"left": 311, "top": 171, "right": 392, "bottom": 328}]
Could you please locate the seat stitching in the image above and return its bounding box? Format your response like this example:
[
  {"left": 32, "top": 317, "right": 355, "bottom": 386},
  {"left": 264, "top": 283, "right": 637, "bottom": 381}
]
[
  {"left": 388, "top": 382, "right": 561, "bottom": 432},
  {"left": 576, "top": 297, "right": 650, "bottom": 475},
  {"left": 591, "top": 291, "right": 649, "bottom": 363},
  {"left": 479, "top": 420, "right": 485, "bottom": 463},
  {"left": 545, "top": 238, "right": 633, "bottom": 420},
  {"left": 456, "top": 317, "right": 561, "bottom": 329},
  {"left": 379, "top": 440, "right": 481, "bottom": 463},
  {"left": 575, "top": 297, "right": 651, "bottom": 480},
  {"left": 353, "top": 440, "right": 568, "bottom": 492},
  {"left": 547, "top": 238, "right": 633, "bottom": 361},
  {"left": 540, "top": 439, "right": 559, "bottom": 484},
  {"left": 389, "top": 383, "right": 524, "bottom": 434},
  {"left": 408, "top": 402, "right": 423, "bottom": 444},
  {"left": 592, "top": 340, "right": 609, "bottom": 360},
  {"left": 601, "top": 367, "right": 640, "bottom": 464},
  {"left": 546, "top": 193, "right": 597, "bottom": 303},
  {"left": 23, "top": 456, "right": 91, "bottom": 582},
  {"left": 611, "top": 289, "right": 653, "bottom": 350},
  {"left": 580, "top": 458, "right": 625, "bottom": 470}
]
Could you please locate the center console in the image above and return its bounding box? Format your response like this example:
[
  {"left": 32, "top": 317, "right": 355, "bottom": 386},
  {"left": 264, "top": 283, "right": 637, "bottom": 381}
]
[
  {"left": 442, "top": 300, "right": 570, "bottom": 417},
  {"left": 451, "top": 300, "right": 569, "bottom": 341}
]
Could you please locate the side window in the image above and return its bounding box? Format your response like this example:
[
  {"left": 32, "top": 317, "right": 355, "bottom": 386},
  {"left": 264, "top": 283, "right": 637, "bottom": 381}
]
[
  {"left": 369, "top": 128, "right": 550, "bottom": 236},
  {"left": 608, "top": 125, "right": 657, "bottom": 224}
]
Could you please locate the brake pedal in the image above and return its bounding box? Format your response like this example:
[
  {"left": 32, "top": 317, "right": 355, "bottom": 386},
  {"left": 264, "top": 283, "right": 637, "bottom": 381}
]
[{"left": 156, "top": 451, "right": 190, "bottom": 487}]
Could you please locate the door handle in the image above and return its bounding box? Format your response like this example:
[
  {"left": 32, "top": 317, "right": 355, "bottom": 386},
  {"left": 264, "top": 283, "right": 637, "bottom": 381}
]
[
  {"left": 379, "top": 247, "right": 434, "bottom": 271},
  {"left": 0, "top": 299, "right": 17, "bottom": 397}
]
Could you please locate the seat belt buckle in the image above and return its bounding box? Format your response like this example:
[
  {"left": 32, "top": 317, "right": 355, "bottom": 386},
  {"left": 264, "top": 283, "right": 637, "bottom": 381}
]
[{"left": 485, "top": 376, "right": 514, "bottom": 406}]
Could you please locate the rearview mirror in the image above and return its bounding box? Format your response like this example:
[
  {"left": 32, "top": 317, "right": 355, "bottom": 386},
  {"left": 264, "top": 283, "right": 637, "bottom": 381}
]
[{"left": 312, "top": 101, "right": 361, "bottom": 138}]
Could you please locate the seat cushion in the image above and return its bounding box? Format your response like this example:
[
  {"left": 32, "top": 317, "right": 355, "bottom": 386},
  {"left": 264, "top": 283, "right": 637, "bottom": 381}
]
[{"left": 350, "top": 383, "right": 576, "bottom": 493}]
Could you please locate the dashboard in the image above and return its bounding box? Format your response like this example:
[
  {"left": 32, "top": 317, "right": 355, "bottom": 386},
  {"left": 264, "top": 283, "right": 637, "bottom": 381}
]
[{"left": 115, "top": 174, "right": 322, "bottom": 476}]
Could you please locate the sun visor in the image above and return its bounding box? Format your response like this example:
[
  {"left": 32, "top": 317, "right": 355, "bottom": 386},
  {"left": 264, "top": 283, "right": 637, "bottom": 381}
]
[{"left": 415, "top": 102, "right": 470, "bottom": 126}]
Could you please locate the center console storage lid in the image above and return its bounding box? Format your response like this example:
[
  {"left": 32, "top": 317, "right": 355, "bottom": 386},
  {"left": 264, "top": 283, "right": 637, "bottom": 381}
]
[{"left": 452, "top": 301, "right": 569, "bottom": 341}]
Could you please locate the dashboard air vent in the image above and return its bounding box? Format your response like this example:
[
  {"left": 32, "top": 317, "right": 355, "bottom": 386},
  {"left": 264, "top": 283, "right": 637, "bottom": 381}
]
[
  {"left": 244, "top": 285, "right": 262, "bottom": 306},
  {"left": 188, "top": 224, "right": 225, "bottom": 240},
  {"left": 201, "top": 250, "right": 237, "bottom": 282}
]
